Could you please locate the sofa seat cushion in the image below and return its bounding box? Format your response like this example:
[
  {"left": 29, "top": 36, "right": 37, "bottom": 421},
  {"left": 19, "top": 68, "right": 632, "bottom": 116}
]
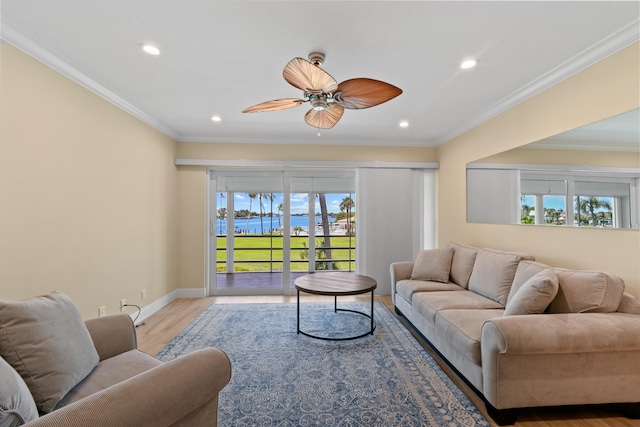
[
  {"left": 0, "top": 292, "right": 100, "bottom": 413},
  {"left": 0, "top": 356, "right": 39, "bottom": 426},
  {"left": 413, "top": 291, "right": 504, "bottom": 324},
  {"left": 396, "top": 280, "right": 465, "bottom": 303},
  {"left": 436, "top": 309, "right": 505, "bottom": 365},
  {"left": 548, "top": 269, "right": 625, "bottom": 313},
  {"left": 55, "top": 350, "right": 163, "bottom": 409},
  {"left": 468, "top": 248, "right": 524, "bottom": 305}
]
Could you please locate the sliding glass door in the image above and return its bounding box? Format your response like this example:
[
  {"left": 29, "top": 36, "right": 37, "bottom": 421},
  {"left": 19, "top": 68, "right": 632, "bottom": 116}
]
[{"left": 209, "top": 169, "right": 356, "bottom": 295}]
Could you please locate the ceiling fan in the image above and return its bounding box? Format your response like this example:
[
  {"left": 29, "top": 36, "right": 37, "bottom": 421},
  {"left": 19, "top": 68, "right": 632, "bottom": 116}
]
[{"left": 242, "top": 52, "right": 402, "bottom": 129}]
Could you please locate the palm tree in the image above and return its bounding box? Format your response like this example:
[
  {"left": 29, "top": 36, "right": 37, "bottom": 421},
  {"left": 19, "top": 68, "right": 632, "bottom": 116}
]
[
  {"left": 340, "top": 196, "right": 355, "bottom": 234},
  {"left": 245, "top": 193, "right": 257, "bottom": 233},
  {"left": 576, "top": 197, "right": 612, "bottom": 226},
  {"left": 317, "top": 194, "right": 333, "bottom": 270},
  {"left": 257, "top": 193, "right": 274, "bottom": 234},
  {"left": 544, "top": 208, "right": 563, "bottom": 225},
  {"left": 277, "top": 203, "right": 283, "bottom": 228}
]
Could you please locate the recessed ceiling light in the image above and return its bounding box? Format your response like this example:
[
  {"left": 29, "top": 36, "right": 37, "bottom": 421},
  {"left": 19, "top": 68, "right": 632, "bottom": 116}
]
[
  {"left": 141, "top": 44, "right": 161, "bottom": 56},
  {"left": 211, "top": 115, "right": 222, "bottom": 122},
  {"left": 460, "top": 59, "right": 477, "bottom": 69},
  {"left": 399, "top": 121, "right": 409, "bottom": 128}
]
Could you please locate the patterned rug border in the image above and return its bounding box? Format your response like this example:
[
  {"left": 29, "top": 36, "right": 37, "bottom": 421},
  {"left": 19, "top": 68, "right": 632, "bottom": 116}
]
[{"left": 157, "top": 302, "right": 490, "bottom": 427}]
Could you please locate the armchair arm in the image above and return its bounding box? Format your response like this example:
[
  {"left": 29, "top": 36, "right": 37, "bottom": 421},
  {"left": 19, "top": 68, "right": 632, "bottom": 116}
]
[
  {"left": 85, "top": 314, "right": 137, "bottom": 361},
  {"left": 25, "top": 347, "right": 232, "bottom": 427}
]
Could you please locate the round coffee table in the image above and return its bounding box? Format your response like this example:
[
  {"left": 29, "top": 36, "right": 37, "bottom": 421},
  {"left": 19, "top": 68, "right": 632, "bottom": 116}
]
[{"left": 294, "top": 272, "right": 377, "bottom": 341}]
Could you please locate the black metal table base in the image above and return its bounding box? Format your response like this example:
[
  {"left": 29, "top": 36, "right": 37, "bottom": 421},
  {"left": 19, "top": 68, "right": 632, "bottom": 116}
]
[{"left": 296, "top": 290, "right": 376, "bottom": 341}]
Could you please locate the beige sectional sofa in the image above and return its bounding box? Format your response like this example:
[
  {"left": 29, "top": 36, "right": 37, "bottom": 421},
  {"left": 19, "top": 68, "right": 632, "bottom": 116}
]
[
  {"left": 390, "top": 242, "right": 640, "bottom": 425},
  {"left": 0, "top": 292, "right": 232, "bottom": 427}
]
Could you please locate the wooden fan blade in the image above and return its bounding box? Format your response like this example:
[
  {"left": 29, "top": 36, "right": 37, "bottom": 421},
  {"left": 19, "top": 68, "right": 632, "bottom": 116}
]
[
  {"left": 304, "top": 103, "right": 344, "bottom": 129},
  {"left": 242, "top": 98, "right": 305, "bottom": 113},
  {"left": 334, "top": 78, "right": 402, "bottom": 109},
  {"left": 283, "top": 58, "right": 339, "bottom": 94}
]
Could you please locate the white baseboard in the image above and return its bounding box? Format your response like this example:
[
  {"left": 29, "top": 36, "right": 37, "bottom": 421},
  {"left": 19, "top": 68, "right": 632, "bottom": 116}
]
[{"left": 131, "top": 288, "right": 206, "bottom": 326}]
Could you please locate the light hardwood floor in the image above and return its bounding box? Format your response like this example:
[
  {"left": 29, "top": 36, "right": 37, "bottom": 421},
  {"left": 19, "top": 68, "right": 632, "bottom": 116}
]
[{"left": 136, "top": 296, "right": 639, "bottom": 427}]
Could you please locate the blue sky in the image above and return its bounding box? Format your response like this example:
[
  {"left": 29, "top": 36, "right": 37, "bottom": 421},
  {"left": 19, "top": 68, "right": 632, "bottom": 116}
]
[
  {"left": 220, "top": 193, "right": 354, "bottom": 215},
  {"left": 521, "top": 195, "right": 565, "bottom": 210}
]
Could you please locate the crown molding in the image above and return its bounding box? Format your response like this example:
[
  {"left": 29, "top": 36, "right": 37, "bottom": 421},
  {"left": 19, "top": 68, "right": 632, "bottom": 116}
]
[
  {"left": 1, "top": 20, "right": 181, "bottom": 141},
  {"left": 436, "top": 18, "right": 640, "bottom": 146}
]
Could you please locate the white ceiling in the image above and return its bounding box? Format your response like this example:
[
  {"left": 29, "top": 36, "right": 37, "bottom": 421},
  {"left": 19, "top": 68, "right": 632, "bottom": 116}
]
[{"left": 1, "top": 1, "right": 638, "bottom": 147}]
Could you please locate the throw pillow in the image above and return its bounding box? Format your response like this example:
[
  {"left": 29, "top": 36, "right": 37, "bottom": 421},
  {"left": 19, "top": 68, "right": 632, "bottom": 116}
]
[
  {"left": 506, "top": 260, "right": 552, "bottom": 305},
  {"left": 504, "top": 269, "right": 559, "bottom": 316},
  {"left": 0, "top": 292, "right": 100, "bottom": 413},
  {"left": 410, "top": 247, "right": 454, "bottom": 283},
  {"left": 0, "top": 357, "right": 39, "bottom": 426}
]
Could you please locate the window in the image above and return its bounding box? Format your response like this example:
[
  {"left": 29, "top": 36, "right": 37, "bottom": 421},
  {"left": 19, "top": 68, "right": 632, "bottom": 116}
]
[{"left": 520, "top": 172, "right": 637, "bottom": 228}]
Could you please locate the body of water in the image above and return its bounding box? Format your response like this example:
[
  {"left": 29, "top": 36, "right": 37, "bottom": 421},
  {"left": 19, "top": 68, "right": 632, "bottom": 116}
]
[{"left": 215, "top": 215, "right": 336, "bottom": 235}]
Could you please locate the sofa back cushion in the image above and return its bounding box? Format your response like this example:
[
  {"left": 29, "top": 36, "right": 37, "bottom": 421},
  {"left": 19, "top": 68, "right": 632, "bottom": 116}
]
[
  {"left": 468, "top": 248, "right": 524, "bottom": 305},
  {"left": 445, "top": 242, "right": 478, "bottom": 289},
  {"left": 503, "top": 269, "right": 559, "bottom": 316},
  {"left": 0, "top": 292, "right": 100, "bottom": 413},
  {"left": 507, "top": 260, "right": 552, "bottom": 305},
  {"left": 410, "top": 247, "right": 454, "bottom": 283},
  {"left": 548, "top": 269, "right": 625, "bottom": 313},
  {"left": 617, "top": 293, "right": 640, "bottom": 315},
  {"left": 0, "top": 356, "right": 38, "bottom": 426}
]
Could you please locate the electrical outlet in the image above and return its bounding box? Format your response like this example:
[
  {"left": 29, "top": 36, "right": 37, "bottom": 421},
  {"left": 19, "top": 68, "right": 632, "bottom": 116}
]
[
  {"left": 141, "top": 289, "right": 146, "bottom": 301},
  {"left": 120, "top": 299, "right": 126, "bottom": 312},
  {"left": 99, "top": 306, "right": 106, "bottom": 317}
]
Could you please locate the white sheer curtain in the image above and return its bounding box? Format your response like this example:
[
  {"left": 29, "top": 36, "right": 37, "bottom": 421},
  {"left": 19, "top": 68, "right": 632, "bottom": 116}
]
[{"left": 355, "top": 168, "right": 435, "bottom": 295}]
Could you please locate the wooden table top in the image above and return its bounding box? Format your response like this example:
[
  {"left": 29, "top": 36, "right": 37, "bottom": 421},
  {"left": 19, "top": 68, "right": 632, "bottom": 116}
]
[{"left": 294, "top": 272, "right": 377, "bottom": 296}]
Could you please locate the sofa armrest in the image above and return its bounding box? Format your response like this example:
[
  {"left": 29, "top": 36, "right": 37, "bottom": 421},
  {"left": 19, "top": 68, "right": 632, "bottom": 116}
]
[
  {"left": 482, "top": 313, "right": 640, "bottom": 355},
  {"left": 482, "top": 313, "right": 640, "bottom": 409},
  {"left": 85, "top": 314, "right": 137, "bottom": 361},
  {"left": 24, "top": 347, "right": 232, "bottom": 427},
  {"left": 390, "top": 262, "right": 414, "bottom": 304}
]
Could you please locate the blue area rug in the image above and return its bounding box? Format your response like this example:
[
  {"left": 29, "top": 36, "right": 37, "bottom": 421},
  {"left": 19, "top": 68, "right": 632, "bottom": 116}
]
[{"left": 157, "top": 302, "right": 490, "bottom": 426}]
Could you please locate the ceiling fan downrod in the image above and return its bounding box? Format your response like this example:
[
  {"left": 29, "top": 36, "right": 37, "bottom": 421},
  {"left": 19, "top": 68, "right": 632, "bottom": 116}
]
[{"left": 308, "top": 52, "right": 325, "bottom": 67}]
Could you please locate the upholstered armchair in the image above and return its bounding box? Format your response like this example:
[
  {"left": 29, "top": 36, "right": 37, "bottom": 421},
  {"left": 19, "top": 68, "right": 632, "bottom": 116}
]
[{"left": 0, "top": 292, "right": 232, "bottom": 427}]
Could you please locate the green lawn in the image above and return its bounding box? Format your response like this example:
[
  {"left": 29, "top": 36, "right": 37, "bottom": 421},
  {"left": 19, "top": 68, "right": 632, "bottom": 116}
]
[{"left": 216, "top": 235, "right": 355, "bottom": 272}]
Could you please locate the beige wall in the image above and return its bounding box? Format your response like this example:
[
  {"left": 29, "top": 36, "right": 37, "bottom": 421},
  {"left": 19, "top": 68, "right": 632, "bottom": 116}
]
[
  {"left": 0, "top": 44, "right": 180, "bottom": 318},
  {"left": 437, "top": 43, "right": 640, "bottom": 296}
]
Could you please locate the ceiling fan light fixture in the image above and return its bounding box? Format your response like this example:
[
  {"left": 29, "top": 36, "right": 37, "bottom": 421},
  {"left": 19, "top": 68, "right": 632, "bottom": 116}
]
[{"left": 310, "top": 95, "right": 328, "bottom": 111}]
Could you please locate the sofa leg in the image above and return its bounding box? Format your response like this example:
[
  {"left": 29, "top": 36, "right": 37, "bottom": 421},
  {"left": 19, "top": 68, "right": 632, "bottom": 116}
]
[
  {"left": 627, "top": 402, "right": 640, "bottom": 418},
  {"left": 485, "top": 404, "right": 518, "bottom": 426}
]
